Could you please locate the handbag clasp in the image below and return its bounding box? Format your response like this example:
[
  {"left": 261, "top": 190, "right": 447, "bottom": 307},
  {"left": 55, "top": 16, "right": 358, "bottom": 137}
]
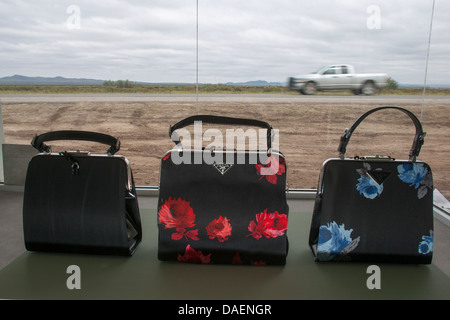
[{"left": 357, "top": 155, "right": 395, "bottom": 161}]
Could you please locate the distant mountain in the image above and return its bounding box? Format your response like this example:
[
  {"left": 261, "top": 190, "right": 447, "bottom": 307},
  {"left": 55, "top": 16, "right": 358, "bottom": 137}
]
[
  {"left": 225, "top": 80, "right": 285, "bottom": 86},
  {"left": 0, "top": 75, "right": 104, "bottom": 85}
]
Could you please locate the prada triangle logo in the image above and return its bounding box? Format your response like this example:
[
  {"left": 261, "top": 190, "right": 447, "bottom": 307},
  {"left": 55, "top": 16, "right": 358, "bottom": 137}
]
[
  {"left": 367, "top": 170, "right": 392, "bottom": 186},
  {"left": 213, "top": 163, "right": 234, "bottom": 175}
]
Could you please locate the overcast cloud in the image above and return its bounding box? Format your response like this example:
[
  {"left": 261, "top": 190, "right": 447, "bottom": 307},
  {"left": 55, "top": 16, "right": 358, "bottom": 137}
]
[{"left": 0, "top": 0, "right": 449, "bottom": 85}]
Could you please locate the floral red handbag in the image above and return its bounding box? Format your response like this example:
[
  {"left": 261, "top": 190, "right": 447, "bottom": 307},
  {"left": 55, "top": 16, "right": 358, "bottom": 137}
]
[{"left": 157, "top": 115, "right": 289, "bottom": 265}]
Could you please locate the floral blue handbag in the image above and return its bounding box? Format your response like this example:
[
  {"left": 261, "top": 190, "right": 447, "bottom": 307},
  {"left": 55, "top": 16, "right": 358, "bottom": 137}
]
[{"left": 309, "top": 106, "right": 433, "bottom": 264}]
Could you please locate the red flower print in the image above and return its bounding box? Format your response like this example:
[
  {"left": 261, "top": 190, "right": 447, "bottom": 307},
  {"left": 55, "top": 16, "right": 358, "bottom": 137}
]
[
  {"left": 255, "top": 155, "right": 286, "bottom": 184},
  {"left": 232, "top": 252, "right": 244, "bottom": 265},
  {"left": 206, "top": 216, "right": 232, "bottom": 242},
  {"left": 232, "top": 252, "right": 267, "bottom": 266},
  {"left": 247, "top": 209, "right": 288, "bottom": 240},
  {"left": 251, "top": 260, "right": 267, "bottom": 266},
  {"left": 177, "top": 245, "right": 211, "bottom": 264},
  {"left": 162, "top": 152, "right": 171, "bottom": 161},
  {"left": 263, "top": 211, "right": 289, "bottom": 238},
  {"left": 171, "top": 228, "right": 199, "bottom": 241},
  {"left": 158, "top": 197, "right": 199, "bottom": 241},
  {"left": 247, "top": 210, "right": 274, "bottom": 240},
  {"left": 158, "top": 197, "right": 195, "bottom": 229}
]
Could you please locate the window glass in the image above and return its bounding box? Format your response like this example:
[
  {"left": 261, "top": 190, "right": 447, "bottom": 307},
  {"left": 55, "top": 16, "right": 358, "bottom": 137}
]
[
  {"left": 323, "top": 68, "right": 336, "bottom": 75},
  {"left": 0, "top": 1, "right": 448, "bottom": 201}
]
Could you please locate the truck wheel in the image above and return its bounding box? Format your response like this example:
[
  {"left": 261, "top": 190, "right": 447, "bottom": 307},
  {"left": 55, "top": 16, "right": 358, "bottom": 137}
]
[
  {"left": 302, "top": 82, "right": 317, "bottom": 95},
  {"left": 361, "top": 81, "right": 376, "bottom": 95}
]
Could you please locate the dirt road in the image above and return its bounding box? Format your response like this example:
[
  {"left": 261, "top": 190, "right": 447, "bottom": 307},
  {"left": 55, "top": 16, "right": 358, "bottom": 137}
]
[{"left": 2, "top": 93, "right": 450, "bottom": 105}]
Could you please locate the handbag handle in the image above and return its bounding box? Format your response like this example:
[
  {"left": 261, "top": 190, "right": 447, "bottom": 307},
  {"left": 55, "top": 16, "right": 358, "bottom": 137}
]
[
  {"left": 337, "top": 106, "right": 426, "bottom": 161},
  {"left": 169, "top": 115, "right": 274, "bottom": 152},
  {"left": 31, "top": 130, "right": 121, "bottom": 155}
]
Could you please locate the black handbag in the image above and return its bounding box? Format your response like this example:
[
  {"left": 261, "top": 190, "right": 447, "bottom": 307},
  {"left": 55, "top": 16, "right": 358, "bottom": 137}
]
[
  {"left": 157, "top": 115, "right": 289, "bottom": 265},
  {"left": 23, "top": 130, "right": 142, "bottom": 256},
  {"left": 309, "top": 106, "right": 433, "bottom": 264}
]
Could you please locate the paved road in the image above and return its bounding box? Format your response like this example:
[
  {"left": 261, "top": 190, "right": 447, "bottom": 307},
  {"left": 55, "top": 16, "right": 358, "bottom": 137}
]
[{"left": 1, "top": 93, "right": 449, "bottom": 105}]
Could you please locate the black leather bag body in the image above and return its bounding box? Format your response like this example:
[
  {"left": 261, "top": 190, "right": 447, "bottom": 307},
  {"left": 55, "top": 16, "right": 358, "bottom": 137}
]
[
  {"left": 23, "top": 131, "right": 142, "bottom": 256},
  {"left": 309, "top": 106, "right": 433, "bottom": 264},
  {"left": 158, "top": 115, "right": 289, "bottom": 265}
]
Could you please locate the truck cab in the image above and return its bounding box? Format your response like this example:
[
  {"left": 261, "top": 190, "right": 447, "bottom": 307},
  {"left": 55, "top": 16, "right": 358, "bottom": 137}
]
[{"left": 313, "top": 65, "right": 356, "bottom": 90}]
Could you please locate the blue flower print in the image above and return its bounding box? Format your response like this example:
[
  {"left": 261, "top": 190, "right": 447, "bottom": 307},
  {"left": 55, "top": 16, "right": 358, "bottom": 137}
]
[
  {"left": 317, "top": 221, "right": 360, "bottom": 261},
  {"left": 418, "top": 230, "right": 434, "bottom": 255},
  {"left": 397, "top": 163, "right": 432, "bottom": 199},
  {"left": 356, "top": 163, "right": 383, "bottom": 199},
  {"left": 397, "top": 163, "right": 428, "bottom": 189},
  {"left": 356, "top": 176, "right": 384, "bottom": 199}
]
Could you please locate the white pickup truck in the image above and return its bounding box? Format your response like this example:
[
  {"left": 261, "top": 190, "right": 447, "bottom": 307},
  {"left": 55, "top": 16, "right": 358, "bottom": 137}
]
[{"left": 288, "top": 64, "right": 389, "bottom": 95}]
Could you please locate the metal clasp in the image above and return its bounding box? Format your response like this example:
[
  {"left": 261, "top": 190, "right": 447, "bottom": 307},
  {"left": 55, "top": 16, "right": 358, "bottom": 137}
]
[{"left": 359, "top": 155, "right": 395, "bottom": 161}]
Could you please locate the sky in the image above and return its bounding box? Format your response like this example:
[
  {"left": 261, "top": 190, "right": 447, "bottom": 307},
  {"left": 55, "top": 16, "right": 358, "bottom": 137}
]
[{"left": 0, "top": 0, "right": 449, "bottom": 85}]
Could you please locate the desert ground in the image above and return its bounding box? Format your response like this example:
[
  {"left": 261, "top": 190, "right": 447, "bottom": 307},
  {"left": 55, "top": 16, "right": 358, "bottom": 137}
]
[{"left": 2, "top": 95, "right": 450, "bottom": 199}]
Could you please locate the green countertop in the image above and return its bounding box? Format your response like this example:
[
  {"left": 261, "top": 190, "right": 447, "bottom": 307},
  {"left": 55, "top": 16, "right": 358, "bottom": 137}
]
[{"left": 0, "top": 210, "right": 449, "bottom": 300}]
